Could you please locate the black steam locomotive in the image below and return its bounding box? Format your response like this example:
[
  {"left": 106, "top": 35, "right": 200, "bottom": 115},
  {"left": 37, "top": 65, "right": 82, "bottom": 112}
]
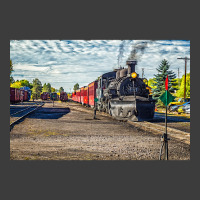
[{"left": 96, "top": 60, "right": 155, "bottom": 121}]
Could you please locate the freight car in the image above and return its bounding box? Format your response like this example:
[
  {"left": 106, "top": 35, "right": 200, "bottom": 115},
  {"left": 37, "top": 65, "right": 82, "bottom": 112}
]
[
  {"left": 72, "top": 60, "right": 155, "bottom": 121},
  {"left": 50, "top": 92, "right": 58, "bottom": 101},
  {"left": 10, "top": 87, "right": 30, "bottom": 103},
  {"left": 41, "top": 92, "right": 50, "bottom": 100},
  {"left": 20, "top": 86, "right": 31, "bottom": 101},
  {"left": 59, "top": 92, "right": 68, "bottom": 102}
]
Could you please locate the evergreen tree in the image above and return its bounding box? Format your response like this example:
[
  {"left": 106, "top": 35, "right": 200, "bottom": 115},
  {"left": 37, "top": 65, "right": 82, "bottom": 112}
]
[
  {"left": 46, "top": 83, "right": 51, "bottom": 93},
  {"left": 152, "top": 59, "right": 177, "bottom": 104},
  {"left": 32, "top": 78, "right": 42, "bottom": 99}
]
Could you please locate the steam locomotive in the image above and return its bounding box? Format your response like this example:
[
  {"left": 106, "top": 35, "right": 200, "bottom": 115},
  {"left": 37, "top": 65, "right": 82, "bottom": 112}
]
[{"left": 72, "top": 60, "right": 155, "bottom": 121}]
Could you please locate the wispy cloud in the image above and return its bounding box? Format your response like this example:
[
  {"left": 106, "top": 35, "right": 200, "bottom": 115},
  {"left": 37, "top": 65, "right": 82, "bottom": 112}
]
[{"left": 10, "top": 40, "right": 190, "bottom": 92}]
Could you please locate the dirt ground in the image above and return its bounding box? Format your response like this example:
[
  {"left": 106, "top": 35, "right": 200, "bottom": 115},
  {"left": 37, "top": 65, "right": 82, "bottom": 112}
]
[{"left": 10, "top": 101, "right": 190, "bottom": 160}]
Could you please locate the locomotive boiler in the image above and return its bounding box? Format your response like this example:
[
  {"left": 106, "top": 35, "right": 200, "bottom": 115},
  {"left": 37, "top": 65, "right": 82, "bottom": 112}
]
[{"left": 96, "top": 60, "right": 155, "bottom": 121}]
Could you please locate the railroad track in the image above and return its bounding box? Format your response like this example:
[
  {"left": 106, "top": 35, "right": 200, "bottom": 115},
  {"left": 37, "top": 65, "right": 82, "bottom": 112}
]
[{"left": 10, "top": 102, "right": 44, "bottom": 129}]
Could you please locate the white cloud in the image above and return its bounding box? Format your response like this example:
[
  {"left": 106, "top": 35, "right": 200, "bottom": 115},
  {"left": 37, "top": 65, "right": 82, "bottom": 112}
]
[{"left": 10, "top": 40, "right": 190, "bottom": 92}]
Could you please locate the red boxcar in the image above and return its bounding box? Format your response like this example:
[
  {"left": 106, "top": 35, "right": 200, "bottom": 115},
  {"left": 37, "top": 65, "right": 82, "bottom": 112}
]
[
  {"left": 10, "top": 87, "right": 29, "bottom": 103},
  {"left": 23, "top": 90, "right": 28, "bottom": 101},
  {"left": 88, "top": 81, "right": 98, "bottom": 106},
  {"left": 10, "top": 87, "right": 20, "bottom": 103},
  {"left": 41, "top": 92, "right": 50, "bottom": 100},
  {"left": 60, "top": 92, "right": 68, "bottom": 101},
  {"left": 19, "top": 89, "right": 24, "bottom": 102}
]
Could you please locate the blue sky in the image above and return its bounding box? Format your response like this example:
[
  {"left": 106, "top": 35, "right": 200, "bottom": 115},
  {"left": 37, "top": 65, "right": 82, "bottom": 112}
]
[{"left": 10, "top": 40, "right": 190, "bottom": 93}]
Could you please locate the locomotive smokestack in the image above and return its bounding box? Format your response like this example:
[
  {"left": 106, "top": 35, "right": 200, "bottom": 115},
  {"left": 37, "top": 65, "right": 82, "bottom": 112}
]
[{"left": 126, "top": 60, "right": 137, "bottom": 74}]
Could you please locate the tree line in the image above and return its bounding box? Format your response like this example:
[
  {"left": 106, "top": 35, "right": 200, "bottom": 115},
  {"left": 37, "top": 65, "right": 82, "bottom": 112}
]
[
  {"left": 10, "top": 59, "right": 65, "bottom": 100},
  {"left": 10, "top": 59, "right": 190, "bottom": 105}
]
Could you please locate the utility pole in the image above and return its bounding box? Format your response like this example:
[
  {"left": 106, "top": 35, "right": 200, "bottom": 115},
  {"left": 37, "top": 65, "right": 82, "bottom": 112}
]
[
  {"left": 177, "top": 57, "right": 190, "bottom": 100},
  {"left": 142, "top": 68, "right": 144, "bottom": 78}
]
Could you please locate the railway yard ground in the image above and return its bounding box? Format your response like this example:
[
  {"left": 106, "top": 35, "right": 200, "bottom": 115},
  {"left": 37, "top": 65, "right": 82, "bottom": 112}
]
[{"left": 10, "top": 100, "right": 190, "bottom": 160}]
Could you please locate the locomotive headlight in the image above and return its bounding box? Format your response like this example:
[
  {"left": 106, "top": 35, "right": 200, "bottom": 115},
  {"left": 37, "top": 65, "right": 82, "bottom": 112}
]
[{"left": 131, "top": 72, "right": 137, "bottom": 79}]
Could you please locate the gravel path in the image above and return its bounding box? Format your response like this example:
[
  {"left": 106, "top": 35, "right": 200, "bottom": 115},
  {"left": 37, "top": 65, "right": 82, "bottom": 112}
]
[{"left": 10, "top": 101, "right": 190, "bottom": 160}]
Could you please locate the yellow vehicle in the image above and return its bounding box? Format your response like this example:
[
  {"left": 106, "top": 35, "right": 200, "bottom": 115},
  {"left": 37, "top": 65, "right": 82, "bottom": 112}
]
[
  {"left": 177, "top": 102, "right": 190, "bottom": 114},
  {"left": 168, "top": 97, "right": 190, "bottom": 111}
]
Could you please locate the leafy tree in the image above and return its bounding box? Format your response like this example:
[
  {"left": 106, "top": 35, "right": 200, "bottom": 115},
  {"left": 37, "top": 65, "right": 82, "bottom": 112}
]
[
  {"left": 10, "top": 81, "right": 22, "bottom": 88},
  {"left": 73, "top": 83, "right": 79, "bottom": 91},
  {"left": 32, "top": 78, "right": 42, "bottom": 99},
  {"left": 19, "top": 79, "right": 33, "bottom": 89},
  {"left": 10, "top": 59, "right": 14, "bottom": 84},
  {"left": 176, "top": 73, "right": 190, "bottom": 98},
  {"left": 10, "top": 79, "right": 33, "bottom": 89},
  {"left": 152, "top": 59, "right": 177, "bottom": 106},
  {"left": 59, "top": 87, "right": 64, "bottom": 93}
]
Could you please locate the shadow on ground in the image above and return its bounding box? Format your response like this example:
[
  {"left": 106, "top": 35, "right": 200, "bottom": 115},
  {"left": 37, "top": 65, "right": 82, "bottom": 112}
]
[{"left": 27, "top": 107, "right": 71, "bottom": 119}]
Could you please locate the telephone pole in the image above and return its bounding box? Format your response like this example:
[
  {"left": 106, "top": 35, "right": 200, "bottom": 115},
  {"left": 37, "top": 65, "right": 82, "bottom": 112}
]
[
  {"left": 177, "top": 57, "right": 190, "bottom": 100},
  {"left": 142, "top": 68, "right": 144, "bottom": 78}
]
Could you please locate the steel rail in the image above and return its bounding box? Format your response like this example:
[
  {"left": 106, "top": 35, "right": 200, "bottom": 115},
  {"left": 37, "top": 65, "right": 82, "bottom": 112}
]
[
  {"left": 10, "top": 105, "right": 37, "bottom": 116},
  {"left": 10, "top": 103, "right": 44, "bottom": 129}
]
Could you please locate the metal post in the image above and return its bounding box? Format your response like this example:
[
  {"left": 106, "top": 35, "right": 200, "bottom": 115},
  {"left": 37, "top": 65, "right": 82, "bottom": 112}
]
[
  {"left": 184, "top": 57, "right": 187, "bottom": 100},
  {"left": 164, "top": 105, "right": 168, "bottom": 160},
  {"left": 94, "top": 101, "right": 96, "bottom": 119}
]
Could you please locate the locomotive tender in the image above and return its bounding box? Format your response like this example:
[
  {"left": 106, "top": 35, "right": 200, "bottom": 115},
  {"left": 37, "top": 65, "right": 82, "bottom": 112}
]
[{"left": 73, "top": 60, "right": 155, "bottom": 121}]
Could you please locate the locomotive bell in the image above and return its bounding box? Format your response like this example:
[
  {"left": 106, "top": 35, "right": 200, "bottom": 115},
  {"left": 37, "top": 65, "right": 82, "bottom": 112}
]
[{"left": 126, "top": 60, "right": 137, "bottom": 74}]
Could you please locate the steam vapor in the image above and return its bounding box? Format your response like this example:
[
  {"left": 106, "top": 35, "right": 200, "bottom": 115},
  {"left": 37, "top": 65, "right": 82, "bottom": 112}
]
[
  {"left": 128, "top": 40, "right": 154, "bottom": 61},
  {"left": 117, "top": 40, "right": 125, "bottom": 67}
]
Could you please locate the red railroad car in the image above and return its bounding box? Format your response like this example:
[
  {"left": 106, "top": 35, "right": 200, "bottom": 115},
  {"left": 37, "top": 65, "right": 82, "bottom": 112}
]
[
  {"left": 41, "top": 92, "right": 50, "bottom": 100},
  {"left": 10, "top": 87, "right": 30, "bottom": 103},
  {"left": 83, "top": 87, "right": 89, "bottom": 105},
  {"left": 72, "top": 92, "right": 76, "bottom": 101},
  {"left": 19, "top": 89, "right": 24, "bottom": 102},
  {"left": 88, "top": 81, "right": 98, "bottom": 107},
  {"left": 59, "top": 92, "right": 68, "bottom": 101},
  {"left": 10, "top": 87, "right": 20, "bottom": 103},
  {"left": 80, "top": 87, "right": 86, "bottom": 104},
  {"left": 76, "top": 89, "right": 81, "bottom": 103},
  {"left": 23, "top": 90, "right": 28, "bottom": 101}
]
